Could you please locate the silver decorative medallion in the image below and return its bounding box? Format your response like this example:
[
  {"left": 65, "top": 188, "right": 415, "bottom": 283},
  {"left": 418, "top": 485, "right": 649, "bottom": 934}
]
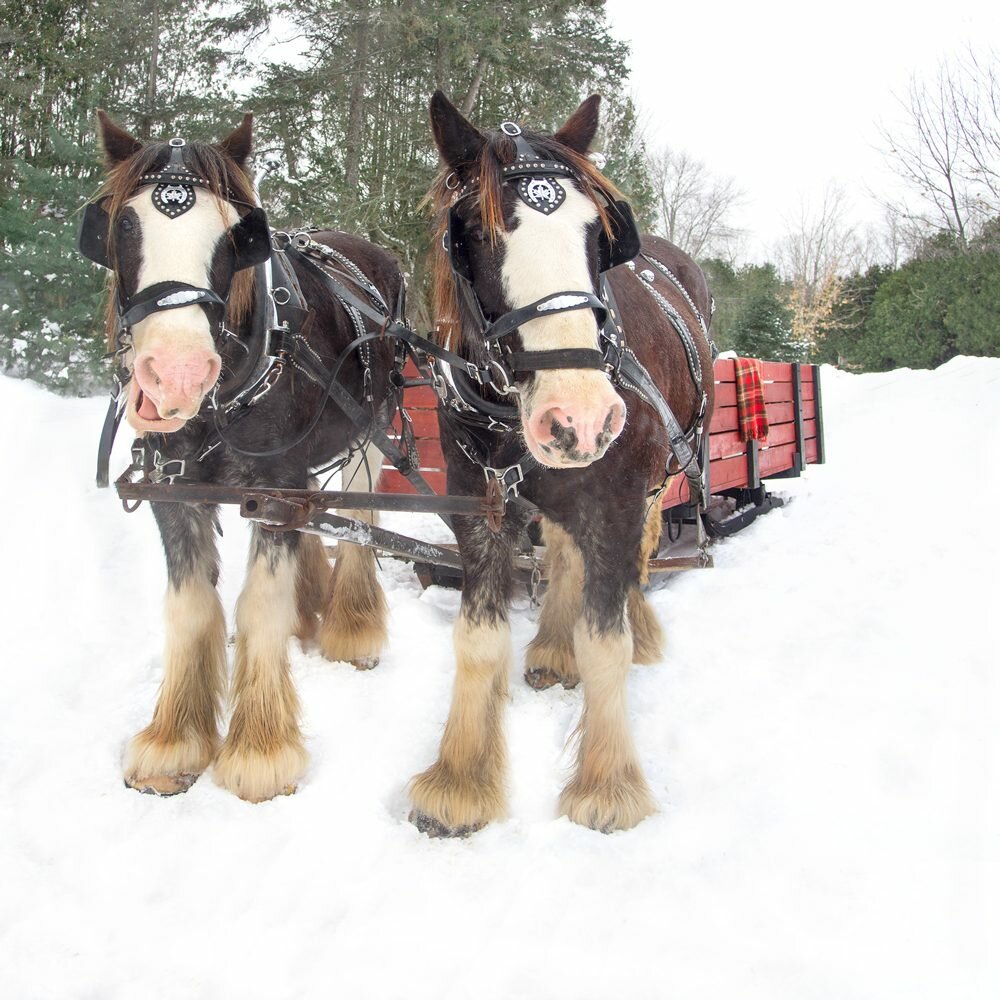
[
  {"left": 153, "top": 182, "right": 195, "bottom": 218},
  {"left": 516, "top": 175, "right": 565, "bottom": 214},
  {"left": 527, "top": 179, "right": 557, "bottom": 204}
]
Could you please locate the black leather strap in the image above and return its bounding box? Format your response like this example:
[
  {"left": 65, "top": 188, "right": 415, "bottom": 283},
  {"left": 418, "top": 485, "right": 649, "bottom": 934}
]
[
  {"left": 121, "top": 283, "right": 226, "bottom": 327},
  {"left": 508, "top": 348, "right": 605, "bottom": 373},
  {"left": 485, "top": 290, "right": 607, "bottom": 342}
]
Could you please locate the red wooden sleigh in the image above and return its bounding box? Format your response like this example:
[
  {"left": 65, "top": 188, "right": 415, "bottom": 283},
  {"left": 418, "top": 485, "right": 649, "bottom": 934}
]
[{"left": 378, "top": 358, "right": 826, "bottom": 508}]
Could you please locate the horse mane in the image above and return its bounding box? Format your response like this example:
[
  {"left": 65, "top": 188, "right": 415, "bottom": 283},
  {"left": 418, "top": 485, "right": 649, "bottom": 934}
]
[
  {"left": 101, "top": 139, "right": 257, "bottom": 349},
  {"left": 428, "top": 127, "right": 625, "bottom": 347}
]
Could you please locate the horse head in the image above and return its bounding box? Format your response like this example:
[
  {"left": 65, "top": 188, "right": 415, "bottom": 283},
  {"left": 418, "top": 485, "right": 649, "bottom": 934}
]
[
  {"left": 429, "top": 91, "right": 641, "bottom": 468},
  {"left": 81, "top": 112, "right": 270, "bottom": 434}
]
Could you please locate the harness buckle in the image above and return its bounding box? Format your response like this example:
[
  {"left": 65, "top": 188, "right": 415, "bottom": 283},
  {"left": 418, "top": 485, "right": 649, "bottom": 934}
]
[
  {"left": 484, "top": 462, "right": 524, "bottom": 500},
  {"left": 150, "top": 450, "right": 186, "bottom": 484},
  {"left": 487, "top": 416, "right": 513, "bottom": 433},
  {"left": 247, "top": 359, "right": 284, "bottom": 407},
  {"left": 429, "top": 364, "right": 450, "bottom": 404},
  {"left": 486, "top": 359, "right": 518, "bottom": 396}
]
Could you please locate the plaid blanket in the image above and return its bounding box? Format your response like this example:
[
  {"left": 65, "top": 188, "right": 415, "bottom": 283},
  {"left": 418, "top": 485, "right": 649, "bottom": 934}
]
[{"left": 735, "top": 357, "right": 769, "bottom": 441}]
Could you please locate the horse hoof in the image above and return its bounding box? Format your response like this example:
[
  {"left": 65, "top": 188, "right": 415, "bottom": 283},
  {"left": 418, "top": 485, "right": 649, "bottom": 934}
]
[
  {"left": 125, "top": 772, "right": 199, "bottom": 796},
  {"left": 351, "top": 655, "right": 379, "bottom": 671},
  {"left": 524, "top": 667, "right": 578, "bottom": 691},
  {"left": 409, "top": 809, "right": 483, "bottom": 839}
]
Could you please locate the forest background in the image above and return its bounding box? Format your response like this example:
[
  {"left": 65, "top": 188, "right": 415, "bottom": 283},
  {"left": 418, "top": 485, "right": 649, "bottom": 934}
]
[{"left": 1, "top": 0, "right": 997, "bottom": 394}]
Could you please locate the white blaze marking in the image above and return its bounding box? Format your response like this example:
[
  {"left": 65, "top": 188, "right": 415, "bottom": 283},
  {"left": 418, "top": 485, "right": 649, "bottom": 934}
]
[
  {"left": 500, "top": 181, "right": 598, "bottom": 356},
  {"left": 500, "top": 182, "right": 606, "bottom": 410},
  {"left": 128, "top": 189, "right": 237, "bottom": 346}
]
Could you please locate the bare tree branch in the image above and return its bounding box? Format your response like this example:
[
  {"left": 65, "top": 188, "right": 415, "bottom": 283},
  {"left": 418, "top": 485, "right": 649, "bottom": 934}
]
[
  {"left": 879, "top": 50, "right": 999, "bottom": 248},
  {"left": 645, "top": 144, "right": 744, "bottom": 261},
  {"left": 777, "top": 185, "right": 859, "bottom": 350}
]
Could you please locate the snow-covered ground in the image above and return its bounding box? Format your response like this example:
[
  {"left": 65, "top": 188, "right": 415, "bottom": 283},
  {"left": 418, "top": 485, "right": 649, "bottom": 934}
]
[{"left": 1, "top": 358, "right": 996, "bottom": 999}]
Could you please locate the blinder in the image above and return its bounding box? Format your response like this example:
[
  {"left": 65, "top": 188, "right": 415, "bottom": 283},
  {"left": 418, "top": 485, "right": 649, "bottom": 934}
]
[
  {"left": 599, "top": 198, "right": 641, "bottom": 272},
  {"left": 79, "top": 198, "right": 112, "bottom": 268},
  {"left": 224, "top": 206, "right": 273, "bottom": 271},
  {"left": 444, "top": 206, "right": 472, "bottom": 281}
]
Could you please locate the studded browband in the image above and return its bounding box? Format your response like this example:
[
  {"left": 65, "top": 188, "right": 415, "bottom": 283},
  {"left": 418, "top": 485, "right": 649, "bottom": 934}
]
[
  {"left": 135, "top": 137, "right": 242, "bottom": 219},
  {"left": 448, "top": 122, "right": 578, "bottom": 216}
]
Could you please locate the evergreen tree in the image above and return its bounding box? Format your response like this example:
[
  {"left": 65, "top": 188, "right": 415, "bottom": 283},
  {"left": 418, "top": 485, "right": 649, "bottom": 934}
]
[
  {"left": 252, "top": 0, "right": 643, "bottom": 323},
  {"left": 701, "top": 260, "right": 802, "bottom": 359},
  {"left": 861, "top": 227, "right": 1000, "bottom": 371},
  {"left": 2, "top": 0, "right": 651, "bottom": 391},
  {"left": 731, "top": 286, "right": 802, "bottom": 362},
  {"left": 0, "top": 0, "right": 261, "bottom": 392},
  {"left": 813, "top": 264, "right": 893, "bottom": 368}
]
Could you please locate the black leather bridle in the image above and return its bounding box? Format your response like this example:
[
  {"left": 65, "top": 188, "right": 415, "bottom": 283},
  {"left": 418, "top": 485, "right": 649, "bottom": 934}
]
[
  {"left": 438, "top": 122, "right": 710, "bottom": 504},
  {"left": 79, "top": 137, "right": 272, "bottom": 486},
  {"left": 442, "top": 122, "right": 641, "bottom": 397}
]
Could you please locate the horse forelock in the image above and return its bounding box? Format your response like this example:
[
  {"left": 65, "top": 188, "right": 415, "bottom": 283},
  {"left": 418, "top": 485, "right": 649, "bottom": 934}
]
[
  {"left": 429, "top": 126, "right": 624, "bottom": 349},
  {"left": 101, "top": 140, "right": 256, "bottom": 350}
]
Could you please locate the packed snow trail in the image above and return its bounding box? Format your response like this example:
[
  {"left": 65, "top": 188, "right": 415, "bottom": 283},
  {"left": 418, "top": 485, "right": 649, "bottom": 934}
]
[{"left": 0, "top": 358, "right": 996, "bottom": 999}]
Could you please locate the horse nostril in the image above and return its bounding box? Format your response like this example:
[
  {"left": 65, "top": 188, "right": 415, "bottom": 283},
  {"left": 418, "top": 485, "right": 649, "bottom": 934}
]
[
  {"left": 164, "top": 407, "right": 180, "bottom": 418},
  {"left": 141, "top": 356, "right": 161, "bottom": 387}
]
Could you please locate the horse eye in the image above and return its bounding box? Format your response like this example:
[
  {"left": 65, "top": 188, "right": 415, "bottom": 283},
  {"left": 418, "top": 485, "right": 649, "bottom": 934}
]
[{"left": 119, "top": 216, "right": 133, "bottom": 233}]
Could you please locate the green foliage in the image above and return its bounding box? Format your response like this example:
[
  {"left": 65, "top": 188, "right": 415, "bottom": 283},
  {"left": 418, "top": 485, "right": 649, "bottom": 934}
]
[
  {"left": 599, "top": 93, "right": 655, "bottom": 228},
  {"left": 860, "top": 243, "right": 1000, "bottom": 370},
  {"left": 812, "top": 265, "right": 893, "bottom": 367},
  {"left": 731, "top": 287, "right": 802, "bottom": 363},
  {"left": 0, "top": 0, "right": 261, "bottom": 391},
  {"left": 1, "top": 0, "right": 652, "bottom": 391},
  {"left": 700, "top": 260, "right": 803, "bottom": 361},
  {"left": 253, "top": 0, "right": 642, "bottom": 324},
  {"left": 0, "top": 130, "right": 108, "bottom": 392}
]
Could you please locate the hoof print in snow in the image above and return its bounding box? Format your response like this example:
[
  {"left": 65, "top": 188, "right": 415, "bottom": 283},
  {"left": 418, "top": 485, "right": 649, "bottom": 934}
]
[
  {"left": 125, "top": 772, "right": 199, "bottom": 796},
  {"left": 524, "top": 667, "right": 578, "bottom": 691},
  {"left": 409, "top": 809, "right": 483, "bottom": 839}
]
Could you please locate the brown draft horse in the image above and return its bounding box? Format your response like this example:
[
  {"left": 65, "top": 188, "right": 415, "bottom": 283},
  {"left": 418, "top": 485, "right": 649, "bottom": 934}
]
[
  {"left": 85, "top": 113, "right": 400, "bottom": 802},
  {"left": 408, "top": 92, "right": 715, "bottom": 835}
]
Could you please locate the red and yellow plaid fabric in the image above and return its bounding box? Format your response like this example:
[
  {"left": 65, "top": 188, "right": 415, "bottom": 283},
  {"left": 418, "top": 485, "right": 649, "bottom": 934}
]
[{"left": 735, "top": 357, "right": 769, "bottom": 441}]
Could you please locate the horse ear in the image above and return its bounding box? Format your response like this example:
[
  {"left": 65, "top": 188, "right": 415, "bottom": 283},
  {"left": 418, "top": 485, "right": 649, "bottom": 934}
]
[
  {"left": 96, "top": 110, "right": 142, "bottom": 166},
  {"left": 429, "top": 90, "right": 485, "bottom": 174},
  {"left": 553, "top": 94, "right": 602, "bottom": 154},
  {"left": 216, "top": 112, "right": 254, "bottom": 170}
]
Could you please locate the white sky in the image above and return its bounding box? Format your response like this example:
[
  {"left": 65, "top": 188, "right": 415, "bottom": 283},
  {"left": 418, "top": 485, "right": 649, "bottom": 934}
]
[{"left": 605, "top": 0, "right": 999, "bottom": 261}]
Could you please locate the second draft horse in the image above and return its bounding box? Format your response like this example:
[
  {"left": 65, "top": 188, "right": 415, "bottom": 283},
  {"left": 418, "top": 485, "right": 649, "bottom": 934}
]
[{"left": 410, "top": 92, "right": 715, "bottom": 835}]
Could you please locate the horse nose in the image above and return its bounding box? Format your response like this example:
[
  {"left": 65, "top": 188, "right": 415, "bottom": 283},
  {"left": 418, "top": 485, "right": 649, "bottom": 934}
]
[
  {"left": 134, "top": 349, "right": 221, "bottom": 416},
  {"left": 528, "top": 398, "right": 626, "bottom": 458}
]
